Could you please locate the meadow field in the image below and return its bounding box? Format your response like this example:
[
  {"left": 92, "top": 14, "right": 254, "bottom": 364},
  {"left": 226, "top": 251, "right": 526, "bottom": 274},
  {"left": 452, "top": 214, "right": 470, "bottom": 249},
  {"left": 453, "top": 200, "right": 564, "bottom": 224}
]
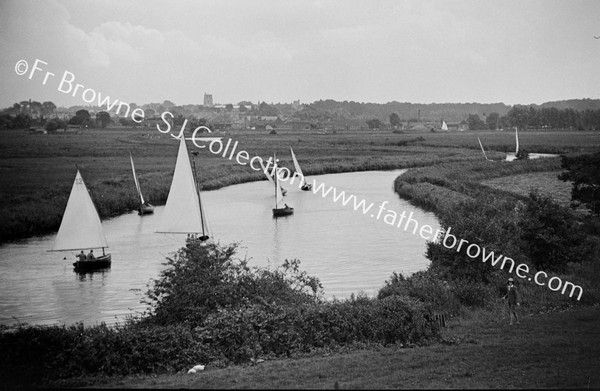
[{"left": 1, "top": 126, "right": 599, "bottom": 243}]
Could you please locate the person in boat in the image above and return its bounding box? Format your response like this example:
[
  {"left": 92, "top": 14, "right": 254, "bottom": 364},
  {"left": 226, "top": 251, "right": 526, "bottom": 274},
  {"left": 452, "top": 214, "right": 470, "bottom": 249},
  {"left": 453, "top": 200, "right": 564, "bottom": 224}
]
[
  {"left": 87, "top": 250, "right": 96, "bottom": 261},
  {"left": 76, "top": 250, "right": 86, "bottom": 263}
]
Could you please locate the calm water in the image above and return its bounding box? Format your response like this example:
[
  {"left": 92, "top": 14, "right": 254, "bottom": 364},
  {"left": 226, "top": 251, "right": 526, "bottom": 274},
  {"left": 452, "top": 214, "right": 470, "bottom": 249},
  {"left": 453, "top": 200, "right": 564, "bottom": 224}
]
[{"left": 0, "top": 170, "right": 439, "bottom": 327}]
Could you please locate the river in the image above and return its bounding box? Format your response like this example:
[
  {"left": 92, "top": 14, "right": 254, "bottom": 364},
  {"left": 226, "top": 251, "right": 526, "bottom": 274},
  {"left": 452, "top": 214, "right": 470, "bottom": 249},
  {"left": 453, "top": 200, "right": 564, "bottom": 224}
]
[{"left": 0, "top": 170, "right": 439, "bottom": 327}]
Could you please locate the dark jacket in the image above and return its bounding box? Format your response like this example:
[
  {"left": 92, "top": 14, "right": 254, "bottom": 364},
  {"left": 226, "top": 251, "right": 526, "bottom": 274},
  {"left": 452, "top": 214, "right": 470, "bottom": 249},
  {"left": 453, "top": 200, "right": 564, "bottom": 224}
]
[{"left": 506, "top": 285, "right": 519, "bottom": 305}]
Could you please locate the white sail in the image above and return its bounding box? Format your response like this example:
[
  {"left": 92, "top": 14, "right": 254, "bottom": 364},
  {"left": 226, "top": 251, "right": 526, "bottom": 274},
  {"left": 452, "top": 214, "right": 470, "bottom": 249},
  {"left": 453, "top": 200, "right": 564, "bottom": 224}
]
[
  {"left": 441, "top": 121, "right": 448, "bottom": 131},
  {"left": 259, "top": 159, "right": 275, "bottom": 185},
  {"left": 290, "top": 147, "right": 307, "bottom": 185},
  {"left": 156, "top": 136, "right": 207, "bottom": 234},
  {"left": 274, "top": 167, "right": 284, "bottom": 207},
  {"left": 130, "top": 153, "right": 145, "bottom": 205},
  {"left": 52, "top": 170, "right": 108, "bottom": 251},
  {"left": 515, "top": 127, "right": 520, "bottom": 154},
  {"left": 290, "top": 148, "right": 304, "bottom": 178},
  {"left": 478, "top": 137, "right": 490, "bottom": 161}
]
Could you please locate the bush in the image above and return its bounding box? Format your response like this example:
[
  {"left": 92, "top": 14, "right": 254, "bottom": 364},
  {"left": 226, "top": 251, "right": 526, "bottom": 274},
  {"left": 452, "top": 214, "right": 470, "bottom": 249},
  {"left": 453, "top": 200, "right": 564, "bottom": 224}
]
[
  {"left": 517, "top": 191, "right": 588, "bottom": 272},
  {"left": 378, "top": 271, "right": 460, "bottom": 315},
  {"left": 143, "top": 239, "right": 323, "bottom": 326},
  {"left": 195, "top": 295, "right": 439, "bottom": 364},
  {"left": 0, "top": 322, "right": 212, "bottom": 387}
]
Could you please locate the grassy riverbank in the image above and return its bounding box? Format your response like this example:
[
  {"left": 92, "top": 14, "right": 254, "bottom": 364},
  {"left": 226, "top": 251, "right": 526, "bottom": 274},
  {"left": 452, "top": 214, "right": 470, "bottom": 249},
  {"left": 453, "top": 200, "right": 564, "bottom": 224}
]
[{"left": 47, "top": 306, "right": 600, "bottom": 389}]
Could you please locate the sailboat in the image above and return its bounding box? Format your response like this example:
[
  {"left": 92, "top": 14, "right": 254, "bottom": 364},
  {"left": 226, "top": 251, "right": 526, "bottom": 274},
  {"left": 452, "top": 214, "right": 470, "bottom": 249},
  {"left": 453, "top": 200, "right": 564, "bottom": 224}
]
[
  {"left": 477, "top": 137, "right": 491, "bottom": 161},
  {"left": 290, "top": 148, "right": 312, "bottom": 191},
  {"left": 272, "top": 153, "right": 294, "bottom": 217},
  {"left": 441, "top": 120, "right": 448, "bottom": 131},
  {"left": 259, "top": 159, "right": 287, "bottom": 196},
  {"left": 130, "top": 153, "right": 154, "bottom": 215},
  {"left": 156, "top": 136, "right": 209, "bottom": 242},
  {"left": 50, "top": 169, "right": 111, "bottom": 271},
  {"left": 506, "top": 127, "right": 519, "bottom": 161}
]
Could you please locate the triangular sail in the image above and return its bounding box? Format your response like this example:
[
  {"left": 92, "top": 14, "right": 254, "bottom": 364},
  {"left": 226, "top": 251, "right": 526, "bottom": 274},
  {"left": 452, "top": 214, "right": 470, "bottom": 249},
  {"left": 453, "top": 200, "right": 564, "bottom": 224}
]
[
  {"left": 52, "top": 170, "right": 108, "bottom": 251},
  {"left": 515, "top": 127, "right": 520, "bottom": 155},
  {"left": 156, "top": 136, "right": 207, "bottom": 234},
  {"left": 290, "top": 148, "right": 306, "bottom": 185},
  {"left": 274, "top": 167, "right": 284, "bottom": 207},
  {"left": 130, "top": 153, "right": 145, "bottom": 205},
  {"left": 259, "top": 159, "right": 275, "bottom": 185},
  {"left": 478, "top": 137, "right": 490, "bottom": 161},
  {"left": 441, "top": 121, "right": 448, "bottom": 131}
]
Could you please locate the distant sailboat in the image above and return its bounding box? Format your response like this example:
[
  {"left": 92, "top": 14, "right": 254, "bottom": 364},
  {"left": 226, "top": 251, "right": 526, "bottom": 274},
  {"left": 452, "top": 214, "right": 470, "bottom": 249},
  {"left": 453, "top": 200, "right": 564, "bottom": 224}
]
[
  {"left": 259, "top": 159, "right": 287, "bottom": 196},
  {"left": 130, "top": 153, "right": 154, "bottom": 215},
  {"left": 50, "top": 169, "right": 111, "bottom": 271},
  {"left": 506, "top": 127, "right": 520, "bottom": 161},
  {"left": 441, "top": 120, "right": 448, "bottom": 131},
  {"left": 272, "top": 153, "right": 294, "bottom": 217},
  {"left": 290, "top": 148, "right": 312, "bottom": 191},
  {"left": 477, "top": 137, "right": 491, "bottom": 161},
  {"left": 156, "top": 136, "right": 209, "bottom": 241}
]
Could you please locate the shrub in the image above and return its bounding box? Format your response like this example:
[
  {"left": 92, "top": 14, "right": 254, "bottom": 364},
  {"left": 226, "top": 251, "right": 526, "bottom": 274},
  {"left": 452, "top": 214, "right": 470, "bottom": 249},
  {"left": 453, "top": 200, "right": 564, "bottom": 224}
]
[{"left": 143, "top": 239, "right": 323, "bottom": 326}]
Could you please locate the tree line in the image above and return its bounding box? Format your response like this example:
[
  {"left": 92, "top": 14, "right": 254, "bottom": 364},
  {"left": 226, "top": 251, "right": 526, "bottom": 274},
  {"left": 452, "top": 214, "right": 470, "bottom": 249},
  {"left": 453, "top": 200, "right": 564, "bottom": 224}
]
[{"left": 466, "top": 106, "right": 600, "bottom": 131}]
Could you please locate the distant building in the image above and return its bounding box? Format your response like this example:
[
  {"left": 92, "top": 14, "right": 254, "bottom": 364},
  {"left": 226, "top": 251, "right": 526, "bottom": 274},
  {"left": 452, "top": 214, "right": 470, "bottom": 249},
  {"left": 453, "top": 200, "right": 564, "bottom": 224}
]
[{"left": 203, "top": 93, "right": 214, "bottom": 107}]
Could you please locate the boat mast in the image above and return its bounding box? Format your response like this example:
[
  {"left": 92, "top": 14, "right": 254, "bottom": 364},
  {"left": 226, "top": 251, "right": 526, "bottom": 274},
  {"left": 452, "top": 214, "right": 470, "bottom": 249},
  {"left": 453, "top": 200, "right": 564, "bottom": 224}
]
[
  {"left": 190, "top": 150, "right": 207, "bottom": 239},
  {"left": 273, "top": 152, "right": 277, "bottom": 208}
]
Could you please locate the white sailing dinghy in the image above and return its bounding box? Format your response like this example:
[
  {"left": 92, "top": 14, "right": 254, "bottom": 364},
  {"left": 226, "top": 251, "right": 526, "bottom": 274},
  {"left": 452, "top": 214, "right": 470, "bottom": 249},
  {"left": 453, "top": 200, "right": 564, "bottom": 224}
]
[
  {"left": 272, "top": 153, "right": 294, "bottom": 217},
  {"left": 441, "top": 120, "right": 448, "bottom": 131},
  {"left": 156, "top": 136, "right": 210, "bottom": 241},
  {"left": 290, "top": 148, "right": 312, "bottom": 191},
  {"left": 130, "top": 153, "right": 154, "bottom": 215},
  {"left": 51, "top": 169, "right": 111, "bottom": 271}
]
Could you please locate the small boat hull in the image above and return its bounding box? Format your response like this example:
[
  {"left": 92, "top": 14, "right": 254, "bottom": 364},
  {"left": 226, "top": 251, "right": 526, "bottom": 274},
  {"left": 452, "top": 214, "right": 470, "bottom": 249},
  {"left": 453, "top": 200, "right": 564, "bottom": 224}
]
[
  {"left": 139, "top": 203, "right": 154, "bottom": 215},
  {"left": 73, "top": 254, "right": 112, "bottom": 272},
  {"left": 273, "top": 206, "right": 294, "bottom": 217}
]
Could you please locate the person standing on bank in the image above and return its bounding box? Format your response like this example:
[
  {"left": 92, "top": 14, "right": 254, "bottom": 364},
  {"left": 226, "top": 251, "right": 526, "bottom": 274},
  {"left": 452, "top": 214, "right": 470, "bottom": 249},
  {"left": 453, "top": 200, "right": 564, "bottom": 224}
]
[{"left": 503, "top": 277, "right": 520, "bottom": 325}]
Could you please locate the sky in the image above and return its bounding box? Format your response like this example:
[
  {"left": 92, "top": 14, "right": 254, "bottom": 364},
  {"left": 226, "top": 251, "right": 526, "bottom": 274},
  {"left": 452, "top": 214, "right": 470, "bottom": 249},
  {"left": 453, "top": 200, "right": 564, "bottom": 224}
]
[{"left": 1, "top": 0, "right": 599, "bottom": 109}]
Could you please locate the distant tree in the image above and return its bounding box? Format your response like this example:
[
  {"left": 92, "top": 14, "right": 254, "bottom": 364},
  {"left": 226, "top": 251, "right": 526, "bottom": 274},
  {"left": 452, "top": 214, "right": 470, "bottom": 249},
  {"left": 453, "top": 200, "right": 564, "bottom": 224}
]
[
  {"left": 69, "top": 109, "right": 92, "bottom": 126},
  {"left": 258, "top": 102, "right": 279, "bottom": 116},
  {"left": 144, "top": 108, "right": 156, "bottom": 119},
  {"left": 45, "top": 118, "right": 67, "bottom": 133},
  {"left": 366, "top": 118, "right": 384, "bottom": 129},
  {"left": 389, "top": 113, "right": 401, "bottom": 129},
  {"left": 238, "top": 104, "right": 247, "bottom": 113},
  {"left": 467, "top": 114, "right": 485, "bottom": 130},
  {"left": 96, "top": 111, "right": 111, "bottom": 128},
  {"left": 42, "top": 101, "right": 57, "bottom": 116},
  {"left": 486, "top": 112, "right": 499, "bottom": 130},
  {"left": 225, "top": 104, "right": 233, "bottom": 111},
  {"left": 558, "top": 152, "right": 600, "bottom": 216},
  {"left": 162, "top": 100, "right": 176, "bottom": 109},
  {"left": 30, "top": 101, "right": 43, "bottom": 117}
]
